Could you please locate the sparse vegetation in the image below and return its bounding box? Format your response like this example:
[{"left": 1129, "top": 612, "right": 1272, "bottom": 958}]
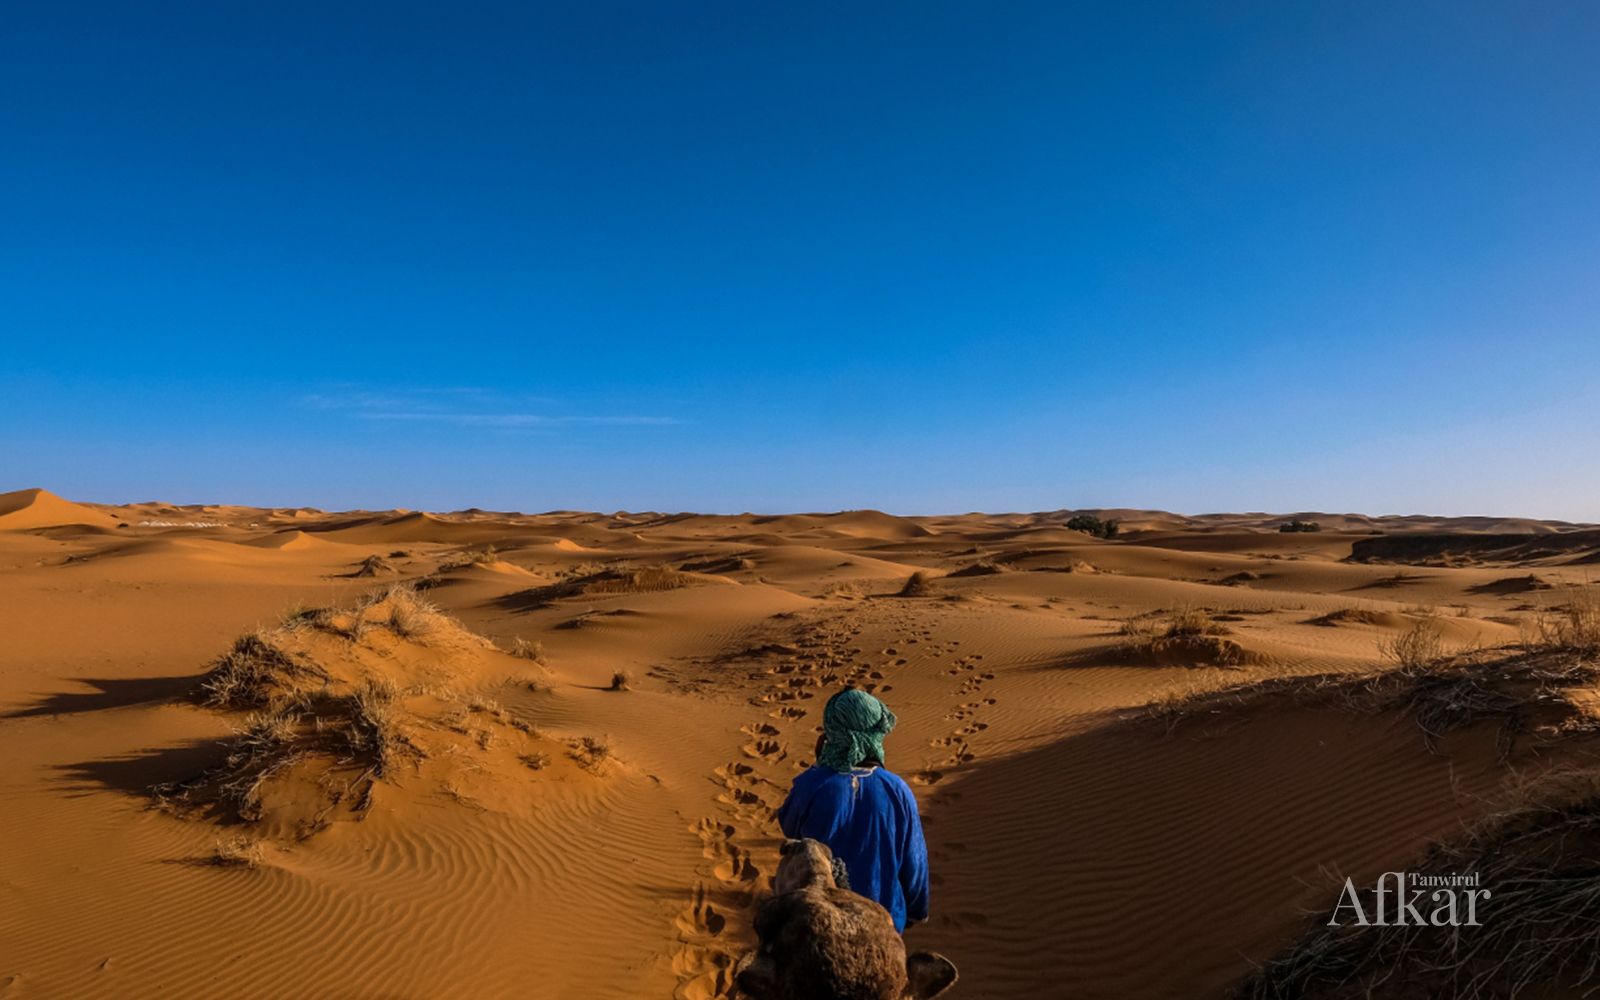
[
  {"left": 1378, "top": 618, "right": 1446, "bottom": 672},
  {"left": 571, "top": 735, "right": 615, "bottom": 773},
  {"left": 1066, "top": 515, "right": 1120, "bottom": 539},
  {"left": 1119, "top": 606, "right": 1246, "bottom": 667},
  {"left": 1234, "top": 763, "right": 1600, "bottom": 999},
  {"left": 1278, "top": 519, "right": 1322, "bottom": 533},
  {"left": 1538, "top": 587, "right": 1600, "bottom": 655},
  {"left": 353, "top": 554, "right": 396, "bottom": 577},
  {"left": 898, "top": 571, "right": 933, "bottom": 597},
  {"left": 509, "top": 637, "right": 545, "bottom": 663},
  {"left": 610, "top": 670, "right": 632, "bottom": 692},
  {"left": 821, "top": 579, "right": 868, "bottom": 598},
  {"left": 440, "top": 545, "right": 499, "bottom": 569},
  {"left": 201, "top": 631, "right": 329, "bottom": 708}
]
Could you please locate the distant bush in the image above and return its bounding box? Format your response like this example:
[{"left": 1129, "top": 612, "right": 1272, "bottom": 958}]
[
  {"left": 1066, "top": 515, "right": 1120, "bottom": 539},
  {"left": 1279, "top": 520, "right": 1322, "bottom": 533}
]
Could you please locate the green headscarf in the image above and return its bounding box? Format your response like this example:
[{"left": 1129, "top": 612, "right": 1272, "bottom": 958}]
[{"left": 817, "top": 688, "right": 897, "bottom": 773}]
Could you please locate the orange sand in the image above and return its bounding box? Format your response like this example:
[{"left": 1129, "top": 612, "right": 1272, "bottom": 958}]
[{"left": 2, "top": 488, "right": 1596, "bottom": 999}]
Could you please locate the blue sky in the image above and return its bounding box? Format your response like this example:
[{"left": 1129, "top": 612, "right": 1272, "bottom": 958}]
[{"left": 4, "top": 2, "right": 1598, "bottom": 518}]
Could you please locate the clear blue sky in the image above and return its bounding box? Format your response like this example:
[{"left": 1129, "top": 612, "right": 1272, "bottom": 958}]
[{"left": 4, "top": 2, "right": 1598, "bottom": 518}]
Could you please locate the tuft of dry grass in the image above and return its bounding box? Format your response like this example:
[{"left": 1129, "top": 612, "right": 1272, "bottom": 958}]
[
  {"left": 609, "top": 670, "right": 633, "bottom": 692},
  {"left": 1378, "top": 618, "right": 1447, "bottom": 672},
  {"left": 382, "top": 584, "right": 440, "bottom": 640},
  {"left": 510, "top": 637, "right": 545, "bottom": 663},
  {"left": 1118, "top": 606, "right": 1243, "bottom": 666},
  {"left": 202, "top": 632, "right": 329, "bottom": 708},
  {"left": 898, "top": 571, "right": 933, "bottom": 597},
  {"left": 821, "top": 579, "right": 868, "bottom": 599},
  {"left": 1538, "top": 588, "right": 1600, "bottom": 656},
  {"left": 209, "top": 835, "right": 265, "bottom": 869},
  {"left": 571, "top": 735, "right": 615, "bottom": 773},
  {"left": 439, "top": 545, "right": 499, "bottom": 570},
  {"left": 353, "top": 554, "right": 396, "bottom": 577},
  {"left": 346, "top": 677, "right": 407, "bottom": 777}
]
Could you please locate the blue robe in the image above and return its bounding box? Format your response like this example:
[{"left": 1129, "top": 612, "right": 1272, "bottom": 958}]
[{"left": 775, "top": 764, "right": 930, "bottom": 933}]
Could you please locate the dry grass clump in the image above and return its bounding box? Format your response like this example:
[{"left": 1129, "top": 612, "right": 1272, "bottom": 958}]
[
  {"left": 571, "top": 735, "right": 615, "bottom": 773},
  {"left": 201, "top": 632, "right": 329, "bottom": 708},
  {"left": 353, "top": 554, "right": 396, "bottom": 577},
  {"left": 1538, "top": 588, "right": 1600, "bottom": 656},
  {"left": 585, "top": 564, "right": 697, "bottom": 594},
  {"left": 509, "top": 637, "right": 545, "bottom": 663},
  {"left": 1119, "top": 607, "right": 1245, "bottom": 666},
  {"left": 348, "top": 677, "right": 404, "bottom": 777},
  {"left": 609, "top": 670, "right": 633, "bottom": 692},
  {"left": 438, "top": 545, "right": 500, "bottom": 569},
  {"left": 1234, "top": 764, "right": 1600, "bottom": 999},
  {"left": 380, "top": 584, "right": 442, "bottom": 640},
  {"left": 177, "top": 834, "right": 266, "bottom": 869},
  {"left": 1307, "top": 607, "right": 1387, "bottom": 627},
  {"left": 821, "top": 579, "right": 868, "bottom": 599},
  {"left": 898, "top": 571, "right": 933, "bottom": 597},
  {"left": 1379, "top": 618, "right": 1447, "bottom": 672},
  {"left": 278, "top": 601, "right": 328, "bottom": 632},
  {"left": 160, "top": 674, "right": 422, "bottom": 823}
]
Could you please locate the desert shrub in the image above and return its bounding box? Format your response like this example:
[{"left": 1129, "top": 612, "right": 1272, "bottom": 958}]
[
  {"left": 278, "top": 601, "right": 327, "bottom": 632},
  {"left": 440, "top": 545, "right": 499, "bottom": 569},
  {"left": 610, "top": 670, "right": 633, "bottom": 692},
  {"left": 1379, "top": 619, "right": 1446, "bottom": 672},
  {"left": 348, "top": 677, "right": 402, "bottom": 776},
  {"left": 571, "top": 735, "right": 614, "bottom": 773},
  {"left": 382, "top": 585, "right": 440, "bottom": 639},
  {"left": 898, "top": 571, "right": 932, "bottom": 597},
  {"left": 202, "top": 632, "right": 328, "bottom": 707},
  {"left": 1066, "top": 515, "right": 1120, "bottom": 539},
  {"left": 353, "top": 554, "right": 396, "bottom": 577},
  {"left": 208, "top": 835, "right": 264, "bottom": 869},
  {"left": 1539, "top": 588, "right": 1600, "bottom": 655},
  {"left": 1279, "top": 519, "right": 1323, "bottom": 533},
  {"left": 510, "top": 637, "right": 545, "bottom": 663}
]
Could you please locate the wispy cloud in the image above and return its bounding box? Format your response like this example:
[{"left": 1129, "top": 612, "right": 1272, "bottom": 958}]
[
  {"left": 297, "top": 386, "right": 679, "bottom": 428},
  {"left": 356, "top": 412, "right": 678, "bottom": 427}
]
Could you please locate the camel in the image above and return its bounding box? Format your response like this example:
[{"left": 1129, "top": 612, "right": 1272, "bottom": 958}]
[{"left": 736, "top": 838, "right": 959, "bottom": 1000}]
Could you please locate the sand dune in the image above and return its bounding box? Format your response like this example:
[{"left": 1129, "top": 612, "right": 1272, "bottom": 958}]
[
  {"left": 0, "top": 487, "right": 126, "bottom": 531},
  {"left": 4, "top": 495, "right": 1599, "bottom": 999}
]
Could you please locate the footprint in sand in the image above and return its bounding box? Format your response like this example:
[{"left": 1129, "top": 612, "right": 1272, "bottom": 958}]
[
  {"left": 743, "top": 738, "right": 787, "bottom": 763},
  {"left": 675, "top": 883, "right": 728, "bottom": 936},
  {"left": 768, "top": 705, "right": 807, "bottom": 720},
  {"left": 672, "top": 945, "right": 734, "bottom": 1000}
]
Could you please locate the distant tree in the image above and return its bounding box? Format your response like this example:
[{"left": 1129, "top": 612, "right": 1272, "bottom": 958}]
[
  {"left": 1067, "top": 515, "right": 1120, "bottom": 540},
  {"left": 1279, "top": 519, "right": 1322, "bottom": 533}
]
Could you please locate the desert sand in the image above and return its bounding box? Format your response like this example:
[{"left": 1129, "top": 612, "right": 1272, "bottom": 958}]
[{"left": 3, "top": 487, "right": 1600, "bottom": 1000}]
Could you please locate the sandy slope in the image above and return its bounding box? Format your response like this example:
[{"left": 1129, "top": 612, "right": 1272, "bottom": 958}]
[{"left": 1, "top": 495, "right": 1597, "bottom": 999}]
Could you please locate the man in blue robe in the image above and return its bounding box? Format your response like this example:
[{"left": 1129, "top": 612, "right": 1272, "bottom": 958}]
[{"left": 775, "top": 688, "right": 931, "bottom": 933}]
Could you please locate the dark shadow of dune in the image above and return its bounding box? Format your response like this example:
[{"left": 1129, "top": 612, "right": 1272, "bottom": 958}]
[
  {"left": 907, "top": 699, "right": 1518, "bottom": 1000},
  {"left": 2, "top": 674, "right": 197, "bottom": 718},
  {"left": 1467, "top": 574, "right": 1553, "bottom": 596}
]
